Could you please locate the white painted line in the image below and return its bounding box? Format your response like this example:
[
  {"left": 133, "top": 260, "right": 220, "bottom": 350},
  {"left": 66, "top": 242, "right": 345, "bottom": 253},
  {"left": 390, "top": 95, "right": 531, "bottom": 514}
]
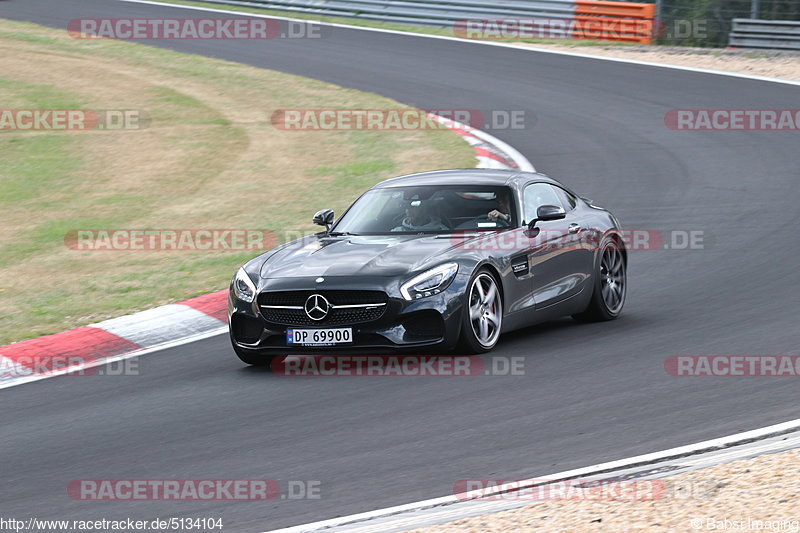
[
  {"left": 468, "top": 127, "right": 535, "bottom": 172},
  {"left": 95, "top": 303, "right": 224, "bottom": 347},
  {"left": 427, "top": 113, "right": 535, "bottom": 172},
  {"left": 0, "top": 327, "right": 226, "bottom": 391},
  {"left": 119, "top": 0, "right": 800, "bottom": 87},
  {"left": 476, "top": 157, "right": 514, "bottom": 170},
  {"left": 265, "top": 417, "right": 800, "bottom": 532}
]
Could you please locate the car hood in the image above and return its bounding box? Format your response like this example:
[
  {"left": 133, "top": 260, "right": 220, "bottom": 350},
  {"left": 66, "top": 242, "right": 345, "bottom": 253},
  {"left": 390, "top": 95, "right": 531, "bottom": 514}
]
[{"left": 259, "top": 233, "right": 471, "bottom": 279}]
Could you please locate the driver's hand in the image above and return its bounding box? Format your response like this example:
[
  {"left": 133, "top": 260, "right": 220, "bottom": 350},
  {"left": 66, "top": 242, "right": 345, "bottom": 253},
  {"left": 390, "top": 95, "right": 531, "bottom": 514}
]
[{"left": 487, "top": 209, "right": 504, "bottom": 221}]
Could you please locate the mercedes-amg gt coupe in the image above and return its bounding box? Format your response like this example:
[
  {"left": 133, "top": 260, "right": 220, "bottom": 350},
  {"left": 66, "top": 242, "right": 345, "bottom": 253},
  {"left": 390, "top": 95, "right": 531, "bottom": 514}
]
[{"left": 228, "top": 169, "right": 626, "bottom": 365}]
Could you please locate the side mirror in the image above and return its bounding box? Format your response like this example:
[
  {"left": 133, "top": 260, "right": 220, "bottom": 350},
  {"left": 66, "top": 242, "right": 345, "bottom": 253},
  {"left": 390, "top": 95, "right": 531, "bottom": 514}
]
[
  {"left": 313, "top": 208, "right": 335, "bottom": 231},
  {"left": 527, "top": 204, "right": 566, "bottom": 229}
]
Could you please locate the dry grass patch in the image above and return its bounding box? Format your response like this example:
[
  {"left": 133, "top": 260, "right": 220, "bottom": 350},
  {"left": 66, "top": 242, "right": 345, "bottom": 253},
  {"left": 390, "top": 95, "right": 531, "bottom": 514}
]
[{"left": 0, "top": 20, "right": 474, "bottom": 344}]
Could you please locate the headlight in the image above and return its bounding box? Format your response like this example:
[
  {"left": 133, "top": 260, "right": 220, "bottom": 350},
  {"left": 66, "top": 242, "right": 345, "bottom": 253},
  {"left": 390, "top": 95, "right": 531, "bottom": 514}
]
[
  {"left": 232, "top": 267, "right": 256, "bottom": 303},
  {"left": 400, "top": 263, "right": 458, "bottom": 301}
]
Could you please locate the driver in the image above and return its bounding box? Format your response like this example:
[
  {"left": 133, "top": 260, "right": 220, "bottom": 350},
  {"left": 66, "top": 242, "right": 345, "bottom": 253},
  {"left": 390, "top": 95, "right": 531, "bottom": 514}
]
[
  {"left": 487, "top": 191, "right": 512, "bottom": 223},
  {"left": 392, "top": 200, "right": 448, "bottom": 232}
]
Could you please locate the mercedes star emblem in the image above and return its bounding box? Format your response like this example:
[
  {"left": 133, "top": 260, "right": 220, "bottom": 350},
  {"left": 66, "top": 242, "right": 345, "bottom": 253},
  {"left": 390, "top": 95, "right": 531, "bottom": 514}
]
[{"left": 304, "top": 294, "right": 331, "bottom": 321}]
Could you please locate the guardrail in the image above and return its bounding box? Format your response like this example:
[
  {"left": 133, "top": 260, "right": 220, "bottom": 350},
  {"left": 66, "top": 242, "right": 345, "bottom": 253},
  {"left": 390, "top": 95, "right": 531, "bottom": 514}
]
[
  {"left": 729, "top": 19, "right": 800, "bottom": 50},
  {"left": 199, "top": 0, "right": 575, "bottom": 25},
  {"left": 199, "top": 0, "right": 656, "bottom": 43}
]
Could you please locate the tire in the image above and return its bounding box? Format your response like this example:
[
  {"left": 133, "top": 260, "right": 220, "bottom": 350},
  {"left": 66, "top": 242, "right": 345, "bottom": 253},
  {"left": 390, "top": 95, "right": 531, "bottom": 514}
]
[
  {"left": 573, "top": 237, "right": 626, "bottom": 322},
  {"left": 231, "top": 343, "right": 276, "bottom": 367},
  {"left": 459, "top": 269, "right": 503, "bottom": 354}
]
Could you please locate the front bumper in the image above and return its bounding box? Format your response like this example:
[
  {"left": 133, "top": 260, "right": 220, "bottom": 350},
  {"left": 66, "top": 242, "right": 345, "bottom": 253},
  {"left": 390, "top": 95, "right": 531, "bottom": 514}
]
[{"left": 228, "top": 277, "right": 464, "bottom": 354}]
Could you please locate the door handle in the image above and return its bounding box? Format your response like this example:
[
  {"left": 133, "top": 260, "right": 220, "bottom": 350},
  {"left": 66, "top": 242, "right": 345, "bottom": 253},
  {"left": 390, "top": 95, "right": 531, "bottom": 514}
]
[{"left": 568, "top": 223, "right": 581, "bottom": 234}]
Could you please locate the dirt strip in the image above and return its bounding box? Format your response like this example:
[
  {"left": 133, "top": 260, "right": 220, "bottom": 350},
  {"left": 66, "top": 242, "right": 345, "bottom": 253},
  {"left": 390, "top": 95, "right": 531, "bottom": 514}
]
[
  {"left": 517, "top": 44, "right": 800, "bottom": 82},
  {"left": 409, "top": 448, "right": 800, "bottom": 532}
]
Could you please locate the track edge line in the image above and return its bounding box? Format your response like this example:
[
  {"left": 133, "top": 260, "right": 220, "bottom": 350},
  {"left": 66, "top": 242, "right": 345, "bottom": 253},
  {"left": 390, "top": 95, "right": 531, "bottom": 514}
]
[{"left": 265, "top": 418, "right": 800, "bottom": 532}]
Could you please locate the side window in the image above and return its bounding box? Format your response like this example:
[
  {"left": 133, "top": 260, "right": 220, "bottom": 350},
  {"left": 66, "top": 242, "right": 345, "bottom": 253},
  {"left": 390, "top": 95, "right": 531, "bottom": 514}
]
[
  {"left": 523, "top": 183, "right": 563, "bottom": 222},
  {"left": 554, "top": 186, "right": 577, "bottom": 211}
]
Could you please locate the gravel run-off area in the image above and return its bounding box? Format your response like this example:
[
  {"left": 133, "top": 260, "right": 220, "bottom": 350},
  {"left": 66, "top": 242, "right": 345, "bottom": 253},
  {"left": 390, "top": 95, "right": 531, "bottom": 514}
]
[
  {"left": 410, "top": 448, "right": 800, "bottom": 532},
  {"left": 518, "top": 43, "right": 800, "bottom": 82}
]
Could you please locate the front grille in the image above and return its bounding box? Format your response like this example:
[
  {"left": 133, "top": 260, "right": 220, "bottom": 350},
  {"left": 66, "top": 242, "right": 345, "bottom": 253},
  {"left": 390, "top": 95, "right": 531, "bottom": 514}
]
[{"left": 258, "top": 290, "right": 388, "bottom": 326}]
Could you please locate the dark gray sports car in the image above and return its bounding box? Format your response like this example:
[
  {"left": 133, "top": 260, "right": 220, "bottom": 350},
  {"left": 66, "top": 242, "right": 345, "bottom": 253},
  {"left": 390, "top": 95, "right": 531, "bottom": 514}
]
[{"left": 228, "top": 169, "right": 626, "bottom": 365}]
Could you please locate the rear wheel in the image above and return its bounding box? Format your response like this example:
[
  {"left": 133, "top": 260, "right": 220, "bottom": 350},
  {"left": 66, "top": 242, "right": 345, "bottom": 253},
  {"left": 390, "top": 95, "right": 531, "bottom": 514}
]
[
  {"left": 573, "top": 237, "right": 626, "bottom": 322},
  {"left": 460, "top": 269, "right": 503, "bottom": 354}
]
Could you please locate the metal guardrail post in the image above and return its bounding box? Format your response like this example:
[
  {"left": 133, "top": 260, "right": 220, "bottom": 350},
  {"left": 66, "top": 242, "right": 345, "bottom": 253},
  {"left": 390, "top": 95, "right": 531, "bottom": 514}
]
[{"left": 750, "top": 0, "right": 760, "bottom": 19}]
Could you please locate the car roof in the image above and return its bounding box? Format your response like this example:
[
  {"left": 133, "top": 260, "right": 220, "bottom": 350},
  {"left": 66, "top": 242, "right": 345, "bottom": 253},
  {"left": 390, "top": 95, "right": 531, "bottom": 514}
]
[{"left": 371, "top": 169, "right": 560, "bottom": 189}]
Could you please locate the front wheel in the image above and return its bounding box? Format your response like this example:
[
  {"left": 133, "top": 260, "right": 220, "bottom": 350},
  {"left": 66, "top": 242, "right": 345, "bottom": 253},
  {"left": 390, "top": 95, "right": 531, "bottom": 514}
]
[
  {"left": 459, "top": 269, "right": 503, "bottom": 354},
  {"left": 573, "top": 237, "right": 626, "bottom": 322}
]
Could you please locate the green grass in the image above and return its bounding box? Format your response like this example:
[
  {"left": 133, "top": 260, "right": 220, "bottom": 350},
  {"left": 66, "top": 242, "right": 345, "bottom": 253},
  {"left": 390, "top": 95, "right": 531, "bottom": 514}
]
[
  {"left": 0, "top": 136, "right": 81, "bottom": 204},
  {"left": 0, "top": 19, "right": 475, "bottom": 344}
]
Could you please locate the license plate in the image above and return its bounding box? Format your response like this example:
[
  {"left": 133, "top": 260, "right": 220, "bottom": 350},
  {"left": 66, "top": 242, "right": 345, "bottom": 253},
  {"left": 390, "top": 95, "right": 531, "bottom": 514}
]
[{"left": 286, "top": 328, "right": 352, "bottom": 346}]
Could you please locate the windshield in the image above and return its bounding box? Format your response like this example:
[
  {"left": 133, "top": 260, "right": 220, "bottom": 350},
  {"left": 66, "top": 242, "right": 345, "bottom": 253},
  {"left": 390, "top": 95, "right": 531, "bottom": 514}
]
[{"left": 332, "top": 185, "right": 517, "bottom": 235}]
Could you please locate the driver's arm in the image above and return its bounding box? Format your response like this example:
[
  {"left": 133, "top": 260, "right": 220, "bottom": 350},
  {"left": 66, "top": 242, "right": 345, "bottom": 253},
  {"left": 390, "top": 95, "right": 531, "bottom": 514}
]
[{"left": 488, "top": 209, "right": 510, "bottom": 222}]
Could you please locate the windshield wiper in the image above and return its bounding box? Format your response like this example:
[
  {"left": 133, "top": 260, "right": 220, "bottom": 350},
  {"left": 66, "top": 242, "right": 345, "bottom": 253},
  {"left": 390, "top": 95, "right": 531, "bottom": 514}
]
[{"left": 327, "top": 231, "right": 359, "bottom": 237}]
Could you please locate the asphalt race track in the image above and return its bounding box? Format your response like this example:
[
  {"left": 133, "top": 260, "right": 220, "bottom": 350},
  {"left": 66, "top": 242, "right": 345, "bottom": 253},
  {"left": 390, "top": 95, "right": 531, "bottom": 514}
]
[{"left": 1, "top": 1, "right": 799, "bottom": 530}]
